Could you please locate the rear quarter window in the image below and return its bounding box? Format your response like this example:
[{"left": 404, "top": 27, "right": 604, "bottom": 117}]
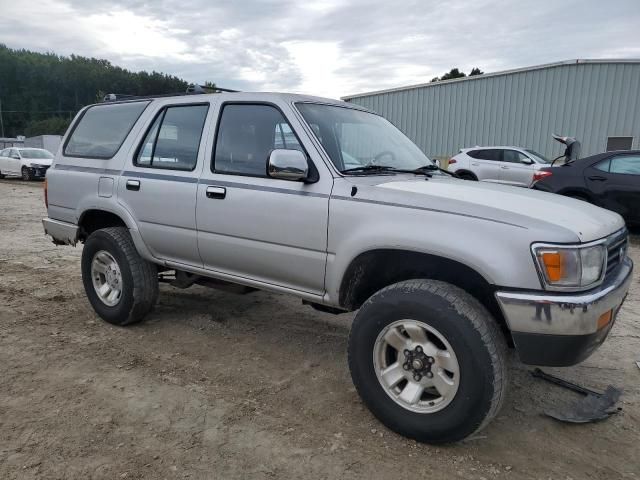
[{"left": 64, "top": 101, "right": 150, "bottom": 159}]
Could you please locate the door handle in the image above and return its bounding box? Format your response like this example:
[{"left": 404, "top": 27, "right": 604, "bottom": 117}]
[
  {"left": 126, "top": 179, "right": 140, "bottom": 191},
  {"left": 501, "top": 165, "right": 509, "bottom": 169},
  {"left": 588, "top": 175, "right": 607, "bottom": 182},
  {"left": 471, "top": 162, "right": 480, "bottom": 166},
  {"left": 206, "top": 186, "right": 226, "bottom": 199}
]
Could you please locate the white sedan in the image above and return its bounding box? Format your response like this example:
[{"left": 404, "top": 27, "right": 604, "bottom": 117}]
[
  {"left": 0, "top": 147, "right": 53, "bottom": 180},
  {"left": 448, "top": 146, "right": 553, "bottom": 187}
]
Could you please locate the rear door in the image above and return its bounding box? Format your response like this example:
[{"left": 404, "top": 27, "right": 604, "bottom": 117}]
[
  {"left": 586, "top": 154, "right": 640, "bottom": 224},
  {"left": 467, "top": 149, "right": 503, "bottom": 183},
  {"left": 501, "top": 149, "right": 535, "bottom": 187},
  {"left": 117, "top": 102, "right": 211, "bottom": 266},
  {"left": 0, "top": 149, "right": 9, "bottom": 173}
]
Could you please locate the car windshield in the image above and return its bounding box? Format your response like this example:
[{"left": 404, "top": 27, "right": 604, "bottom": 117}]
[
  {"left": 19, "top": 149, "right": 53, "bottom": 159},
  {"left": 524, "top": 149, "right": 551, "bottom": 164},
  {"left": 296, "top": 103, "right": 433, "bottom": 173}
]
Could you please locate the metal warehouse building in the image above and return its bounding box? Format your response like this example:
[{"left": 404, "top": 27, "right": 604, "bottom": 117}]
[{"left": 343, "top": 59, "right": 640, "bottom": 161}]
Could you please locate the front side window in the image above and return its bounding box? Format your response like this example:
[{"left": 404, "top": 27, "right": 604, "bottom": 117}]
[
  {"left": 135, "top": 104, "right": 209, "bottom": 171},
  {"left": 65, "top": 101, "right": 149, "bottom": 158},
  {"left": 609, "top": 155, "right": 640, "bottom": 175},
  {"left": 296, "top": 103, "right": 430, "bottom": 172},
  {"left": 214, "top": 104, "right": 304, "bottom": 176},
  {"left": 503, "top": 150, "right": 528, "bottom": 163}
]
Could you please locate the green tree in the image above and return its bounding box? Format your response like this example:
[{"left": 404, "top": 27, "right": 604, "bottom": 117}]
[
  {"left": 24, "top": 117, "right": 71, "bottom": 136},
  {"left": 0, "top": 44, "right": 196, "bottom": 138},
  {"left": 430, "top": 67, "right": 483, "bottom": 83}
]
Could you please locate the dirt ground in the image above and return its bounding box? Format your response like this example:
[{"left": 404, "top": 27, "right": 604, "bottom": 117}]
[{"left": 0, "top": 179, "right": 638, "bottom": 480}]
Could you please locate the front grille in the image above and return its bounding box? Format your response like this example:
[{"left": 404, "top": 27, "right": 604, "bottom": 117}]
[{"left": 605, "top": 230, "right": 628, "bottom": 277}]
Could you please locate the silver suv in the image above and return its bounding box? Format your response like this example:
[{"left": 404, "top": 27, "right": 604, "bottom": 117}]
[
  {"left": 43, "top": 91, "right": 633, "bottom": 443},
  {"left": 449, "top": 146, "right": 553, "bottom": 186}
]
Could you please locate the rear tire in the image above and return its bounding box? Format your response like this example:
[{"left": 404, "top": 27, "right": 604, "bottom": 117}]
[
  {"left": 456, "top": 171, "right": 477, "bottom": 181},
  {"left": 21, "top": 167, "right": 33, "bottom": 181},
  {"left": 348, "top": 279, "right": 507, "bottom": 444},
  {"left": 81, "top": 227, "right": 158, "bottom": 326}
]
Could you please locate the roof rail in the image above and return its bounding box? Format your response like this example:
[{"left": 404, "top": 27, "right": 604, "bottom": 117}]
[{"left": 102, "top": 84, "right": 239, "bottom": 103}]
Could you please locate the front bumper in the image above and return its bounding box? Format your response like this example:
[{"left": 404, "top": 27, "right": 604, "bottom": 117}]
[
  {"left": 495, "top": 257, "right": 633, "bottom": 366},
  {"left": 42, "top": 217, "right": 79, "bottom": 246},
  {"left": 29, "top": 166, "right": 50, "bottom": 178}
]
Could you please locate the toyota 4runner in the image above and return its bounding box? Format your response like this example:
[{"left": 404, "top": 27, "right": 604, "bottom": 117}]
[{"left": 43, "top": 91, "right": 633, "bottom": 443}]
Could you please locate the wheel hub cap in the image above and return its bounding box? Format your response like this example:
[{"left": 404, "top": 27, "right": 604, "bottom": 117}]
[
  {"left": 91, "top": 250, "right": 123, "bottom": 307},
  {"left": 373, "top": 319, "right": 461, "bottom": 414}
]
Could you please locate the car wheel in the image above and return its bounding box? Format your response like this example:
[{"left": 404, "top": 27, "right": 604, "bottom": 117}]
[
  {"left": 457, "top": 171, "right": 477, "bottom": 181},
  {"left": 21, "top": 167, "right": 33, "bottom": 181},
  {"left": 348, "top": 279, "right": 507, "bottom": 444},
  {"left": 0, "top": 170, "right": 4, "bottom": 179},
  {"left": 81, "top": 227, "right": 158, "bottom": 326}
]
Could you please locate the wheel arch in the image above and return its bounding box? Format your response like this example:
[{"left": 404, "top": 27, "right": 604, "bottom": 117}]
[
  {"left": 454, "top": 169, "right": 478, "bottom": 180},
  {"left": 338, "top": 249, "right": 510, "bottom": 337}
]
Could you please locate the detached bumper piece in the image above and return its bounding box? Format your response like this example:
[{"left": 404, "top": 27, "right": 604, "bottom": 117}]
[
  {"left": 42, "top": 217, "right": 79, "bottom": 246},
  {"left": 495, "top": 257, "right": 633, "bottom": 366}
]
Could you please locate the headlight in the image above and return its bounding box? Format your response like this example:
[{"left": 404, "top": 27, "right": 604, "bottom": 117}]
[{"left": 532, "top": 242, "right": 606, "bottom": 290}]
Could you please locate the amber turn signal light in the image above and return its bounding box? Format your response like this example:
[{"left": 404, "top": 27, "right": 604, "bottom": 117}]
[
  {"left": 597, "top": 310, "right": 613, "bottom": 330},
  {"left": 540, "top": 251, "right": 563, "bottom": 282}
]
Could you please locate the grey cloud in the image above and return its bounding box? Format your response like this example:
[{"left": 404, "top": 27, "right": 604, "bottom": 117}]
[{"left": 1, "top": 0, "right": 639, "bottom": 97}]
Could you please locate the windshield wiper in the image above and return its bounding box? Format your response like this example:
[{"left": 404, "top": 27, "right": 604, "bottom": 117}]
[
  {"left": 411, "top": 164, "right": 459, "bottom": 178},
  {"left": 341, "top": 165, "right": 398, "bottom": 174}
]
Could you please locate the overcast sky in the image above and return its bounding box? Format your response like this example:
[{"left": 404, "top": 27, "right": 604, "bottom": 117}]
[{"left": 1, "top": 0, "right": 639, "bottom": 98}]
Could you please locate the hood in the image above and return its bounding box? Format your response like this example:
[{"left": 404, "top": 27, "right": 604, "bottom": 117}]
[
  {"left": 347, "top": 175, "right": 624, "bottom": 242},
  {"left": 25, "top": 158, "right": 53, "bottom": 167}
]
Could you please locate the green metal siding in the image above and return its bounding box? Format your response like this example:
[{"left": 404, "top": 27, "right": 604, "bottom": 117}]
[{"left": 344, "top": 61, "right": 640, "bottom": 160}]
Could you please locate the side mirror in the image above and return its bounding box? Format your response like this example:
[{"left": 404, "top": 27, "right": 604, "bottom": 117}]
[
  {"left": 267, "top": 149, "right": 308, "bottom": 181},
  {"left": 521, "top": 158, "right": 534, "bottom": 165}
]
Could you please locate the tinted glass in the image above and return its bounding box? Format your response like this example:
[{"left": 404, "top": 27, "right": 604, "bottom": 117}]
[
  {"left": 136, "top": 105, "right": 208, "bottom": 170},
  {"left": 19, "top": 149, "right": 53, "bottom": 159},
  {"left": 469, "top": 149, "right": 501, "bottom": 161},
  {"left": 297, "top": 103, "right": 431, "bottom": 172},
  {"left": 524, "top": 149, "right": 551, "bottom": 163},
  {"left": 214, "top": 104, "right": 304, "bottom": 176},
  {"left": 595, "top": 159, "right": 611, "bottom": 172},
  {"left": 503, "top": 150, "right": 527, "bottom": 163},
  {"left": 609, "top": 155, "right": 640, "bottom": 175},
  {"left": 65, "top": 101, "right": 149, "bottom": 158}
]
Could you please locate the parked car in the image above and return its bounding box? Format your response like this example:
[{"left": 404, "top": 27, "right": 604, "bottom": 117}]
[
  {"left": 43, "top": 91, "right": 633, "bottom": 444},
  {"left": 532, "top": 150, "right": 640, "bottom": 226},
  {"left": 0, "top": 147, "right": 53, "bottom": 180},
  {"left": 448, "top": 146, "right": 552, "bottom": 186}
]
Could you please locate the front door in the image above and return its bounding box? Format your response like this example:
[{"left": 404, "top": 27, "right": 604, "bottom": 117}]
[
  {"left": 586, "top": 154, "right": 640, "bottom": 224},
  {"left": 196, "top": 102, "right": 331, "bottom": 295},
  {"left": 500, "top": 149, "right": 535, "bottom": 187},
  {"left": 117, "top": 102, "right": 211, "bottom": 266},
  {"left": 7, "top": 148, "right": 22, "bottom": 174}
]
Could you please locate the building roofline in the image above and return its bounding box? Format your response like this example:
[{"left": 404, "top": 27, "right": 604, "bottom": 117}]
[{"left": 341, "top": 59, "right": 640, "bottom": 100}]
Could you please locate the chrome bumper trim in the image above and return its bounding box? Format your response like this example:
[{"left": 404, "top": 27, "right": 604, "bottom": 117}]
[
  {"left": 42, "top": 217, "right": 79, "bottom": 246},
  {"left": 495, "top": 257, "right": 633, "bottom": 336}
]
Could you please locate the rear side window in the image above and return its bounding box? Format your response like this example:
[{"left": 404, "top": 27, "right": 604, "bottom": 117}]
[
  {"left": 64, "top": 101, "right": 149, "bottom": 159},
  {"left": 468, "top": 149, "right": 502, "bottom": 161},
  {"left": 213, "top": 104, "right": 304, "bottom": 176},
  {"left": 135, "top": 104, "right": 209, "bottom": 171}
]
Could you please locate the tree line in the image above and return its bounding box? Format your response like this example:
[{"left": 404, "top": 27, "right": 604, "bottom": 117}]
[{"left": 0, "top": 44, "right": 191, "bottom": 138}]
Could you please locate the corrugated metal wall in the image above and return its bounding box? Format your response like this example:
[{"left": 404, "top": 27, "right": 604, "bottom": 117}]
[{"left": 344, "top": 61, "right": 640, "bottom": 160}]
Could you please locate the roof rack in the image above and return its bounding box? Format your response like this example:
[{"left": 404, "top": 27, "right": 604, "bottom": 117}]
[{"left": 102, "top": 84, "right": 239, "bottom": 103}]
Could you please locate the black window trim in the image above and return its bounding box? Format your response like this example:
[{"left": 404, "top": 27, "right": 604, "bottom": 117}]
[
  {"left": 210, "top": 101, "right": 319, "bottom": 183},
  {"left": 63, "top": 99, "right": 151, "bottom": 160},
  {"left": 132, "top": 102, "right": 210, "bottom": 173}
]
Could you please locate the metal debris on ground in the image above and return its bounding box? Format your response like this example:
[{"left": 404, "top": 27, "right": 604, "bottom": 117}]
[{"left": 531, "top": 368, "right": 622, "bottom": 423}]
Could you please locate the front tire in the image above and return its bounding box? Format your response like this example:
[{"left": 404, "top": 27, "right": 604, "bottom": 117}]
[
  {"left": 81, "top": 227, "right": 158, "bottom": 326},
  {"left": 21, "top": 167, "right": 33, "bottom": 181},
  {"left": 348, "top": 279, "right": 507, "bottom": 444},
  {"left": 456, "top": 171, "right": 477, "bottom": 181}
]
